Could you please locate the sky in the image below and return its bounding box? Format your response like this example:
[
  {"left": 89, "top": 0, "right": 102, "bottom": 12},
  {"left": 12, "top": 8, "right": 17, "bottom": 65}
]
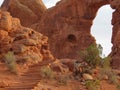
[
  {"left": 91, "top": 5, "right": 114, "bottom": 56},
  {"left": 43, "top": 0, "right": 60, "bottom": 8},
  {"left": 0, "top": 0, "right": 114, "bottom": 56}
]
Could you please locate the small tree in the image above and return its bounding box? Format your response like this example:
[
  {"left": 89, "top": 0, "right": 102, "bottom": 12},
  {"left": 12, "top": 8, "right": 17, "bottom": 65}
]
[{"left": 80, "top": 44, "right": 102, "bottom": 68}]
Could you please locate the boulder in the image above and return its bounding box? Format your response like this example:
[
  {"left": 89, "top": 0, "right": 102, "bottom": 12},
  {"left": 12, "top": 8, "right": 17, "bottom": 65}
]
[
  {"left": 50, "top": 60, "right": 69, "bottom": 73},
  {"left": 0, "top": 11, "right": 12, "bottom": 31},
  {"left": 60, "top": 59, "right": 76, "bottom": 71},
  {"left": 83, "top": 73, "right": 94, "bottom": 80}
]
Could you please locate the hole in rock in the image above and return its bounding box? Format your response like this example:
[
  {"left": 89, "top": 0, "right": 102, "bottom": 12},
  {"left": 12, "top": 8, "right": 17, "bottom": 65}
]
[
  {"left": 42, "top": 0, "right": 61, "bottom": 8},
  {"left": 91, "top": 5, "right": 114, "bottom": 57},
  {"left": 67, "top": 34, "right": 77, "bottom": 43},
  {"left": 41, "top": 45, "right": 48, "bottom": 50}
]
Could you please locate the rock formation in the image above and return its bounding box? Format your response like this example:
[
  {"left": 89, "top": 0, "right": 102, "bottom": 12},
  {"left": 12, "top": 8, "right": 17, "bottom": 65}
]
[
  {"left": 31, "top": 0, "right": 109, "bottom": 59},
  {"left": 1, "top": 0, "right": 47, "bottom": 27},
  {"left": 0, "top": 10, "right": 54, "bottom": 64},
  {"left": 1, "top": 0, "right": 120, "bottom": 69},
  {"left": 110, "top": 0, "right": 120, "bottom": 69}
]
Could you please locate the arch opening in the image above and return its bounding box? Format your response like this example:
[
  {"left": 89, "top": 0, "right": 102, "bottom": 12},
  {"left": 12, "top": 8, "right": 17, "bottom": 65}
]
[{"left": 91, "top": 5, "right": 114, "bottom": 57}]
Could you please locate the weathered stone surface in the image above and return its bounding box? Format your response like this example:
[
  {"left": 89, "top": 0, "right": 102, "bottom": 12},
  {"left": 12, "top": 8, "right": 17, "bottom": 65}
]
[
  {"left": 0, "top": 10, "right": 54, "bottom": 64},
  {"left": 1, "top": 0, "right": 47, "bottom": 27},
  {"left": 0, "top": 81, "right": 9, "bottom": 88},
  {"left": 0, "top": 11, "right": 12, "bottom": 30},
  {"left": 60, "top": 59, "right": 76, "bottom": 72},
  {"left": 50, "top": 59, "right": 69, "bottom": 73},
  {"left": 109, "top": 0, "right": 120, "bottom": 69},
  {"left": 2, "top": 0, "right": 120, "bottom": 69},
  {"left": 1, "top": 0, "right": 109, "bottom": 59},
  {"left": 31, "top": 0, "right": 109, "bottom": 59}
]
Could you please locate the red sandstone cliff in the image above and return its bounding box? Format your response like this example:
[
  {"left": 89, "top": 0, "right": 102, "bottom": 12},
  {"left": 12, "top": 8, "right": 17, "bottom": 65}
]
[
  {"left": 31, "top": 0, "right": 109, "bottom": 59},
  {"left": 0, "top": 10, "right": 54, "bottom": 64},
  {"left": 109, "top": 0, "right": 120, "bottom": 69},
  {"left": 1, "top": 0, "right": 47, "bottom": 27},
  {"left": 1, "top": 0, "right": 120, "bottom": 69}
]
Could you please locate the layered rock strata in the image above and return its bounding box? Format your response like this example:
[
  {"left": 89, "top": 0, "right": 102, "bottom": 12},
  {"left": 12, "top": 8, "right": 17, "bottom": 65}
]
[
  {"left": 1, "top": 0, "right": 47, "bottom": 27},
  {"left": 1, "top": 0, "right": 120, "bottom": 69},
  {"left": 0, "top": 10, "right": 54, "bottom": 64},
  {"left": 110, "top": 0, "right": 120, "bottom": 69}
]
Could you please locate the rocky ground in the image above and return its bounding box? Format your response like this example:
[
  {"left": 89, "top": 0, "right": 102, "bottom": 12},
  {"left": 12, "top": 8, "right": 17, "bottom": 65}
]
[{"left": 0, "top": 59, "right": 119, "bottom": 90}]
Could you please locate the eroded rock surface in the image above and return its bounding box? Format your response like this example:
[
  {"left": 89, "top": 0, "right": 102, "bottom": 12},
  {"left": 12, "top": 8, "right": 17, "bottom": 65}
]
[
  {"left": 0, "top": 10, "right": 54, "bottom": 64},
  {"left": 1, "top": 0, "right": 47, "bottom": 27},
  {"left": 31, "top": 0, "right": 109, "bottom": 59},
  {"left": 110, "top": 0, "right": 120, "bottom": 69},
  {"left": 1, "top": 0, "right": 109, "bottom": 59},
  {"left": 1, "top": 0, "right": 120, "bottom": 69}
]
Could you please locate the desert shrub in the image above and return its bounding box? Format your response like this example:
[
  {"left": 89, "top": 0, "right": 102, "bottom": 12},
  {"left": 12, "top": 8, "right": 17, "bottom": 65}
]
[
  {"left": 100, "top": 67, "right": 112, "bottom": 77},
  {"left": 4, "top": 51, "right": 17, "bottom": 74},
  {"left": 40, "top": 66, "right": 54, "bottom": 79},
  {"left": 102, "top": 56, "right": 111, "bottom": 68},
  {"left": 99, "top": 56, "right": 118, "bottom": 85},
  {"left": 57, "top": 75, "right": 69, "bottom": 85},
  {"left": 85, "top": 79, "right": 100, "bottom": 90},
  {"left": 99, "top": 56, "right": 111, "bottom": 79},
  {"left": 117, "top": 84, "right": 120, "bottom": 90},
  {"left": 108, "top": 72, "right": 118, "bottom": 84},
  {"left": 99, "top": 67, "right": 118, "bottom": 86},
  {"left": 80, "top": 44, "right": 102, "bottom": 68}
]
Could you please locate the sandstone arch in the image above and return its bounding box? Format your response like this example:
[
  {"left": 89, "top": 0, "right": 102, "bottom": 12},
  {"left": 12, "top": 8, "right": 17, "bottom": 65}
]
[
  {"left": 1, "top": 0, "right": 120, "bottom": 69},
  {"left": 30, "top": 0, "right": 109, "bottom": 59}
]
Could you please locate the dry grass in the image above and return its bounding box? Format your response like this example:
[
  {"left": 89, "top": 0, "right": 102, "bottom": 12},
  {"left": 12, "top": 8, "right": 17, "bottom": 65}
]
[
  {"left": 40, "top": 66, "right": 55, "bottom": 79},
  {"left": 4, "top": 51, "right": 17, "bottom": 74},
  {"left": 85, "top": 80, "right": 100, "bottom": 90}
]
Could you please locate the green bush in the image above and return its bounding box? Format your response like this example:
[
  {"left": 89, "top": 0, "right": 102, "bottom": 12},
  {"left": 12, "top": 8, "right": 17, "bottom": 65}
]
[
  {"left": 40, "top": 66, "right": 54, "bottom": 79},
  {"left": 80, "top": 44, "right": 102, "bottom": 68},
  {"left": 5, "top": 51, "right": 17, "bottom": 74},
  {"left": 100, "top": 56, "right": 118, "bottom": 85},
  {"left": 102, "top": 56, "right": 111, "bottom": 68},
  {"left": 85, "top": 80, "right": 100, "bottom": 90}
]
